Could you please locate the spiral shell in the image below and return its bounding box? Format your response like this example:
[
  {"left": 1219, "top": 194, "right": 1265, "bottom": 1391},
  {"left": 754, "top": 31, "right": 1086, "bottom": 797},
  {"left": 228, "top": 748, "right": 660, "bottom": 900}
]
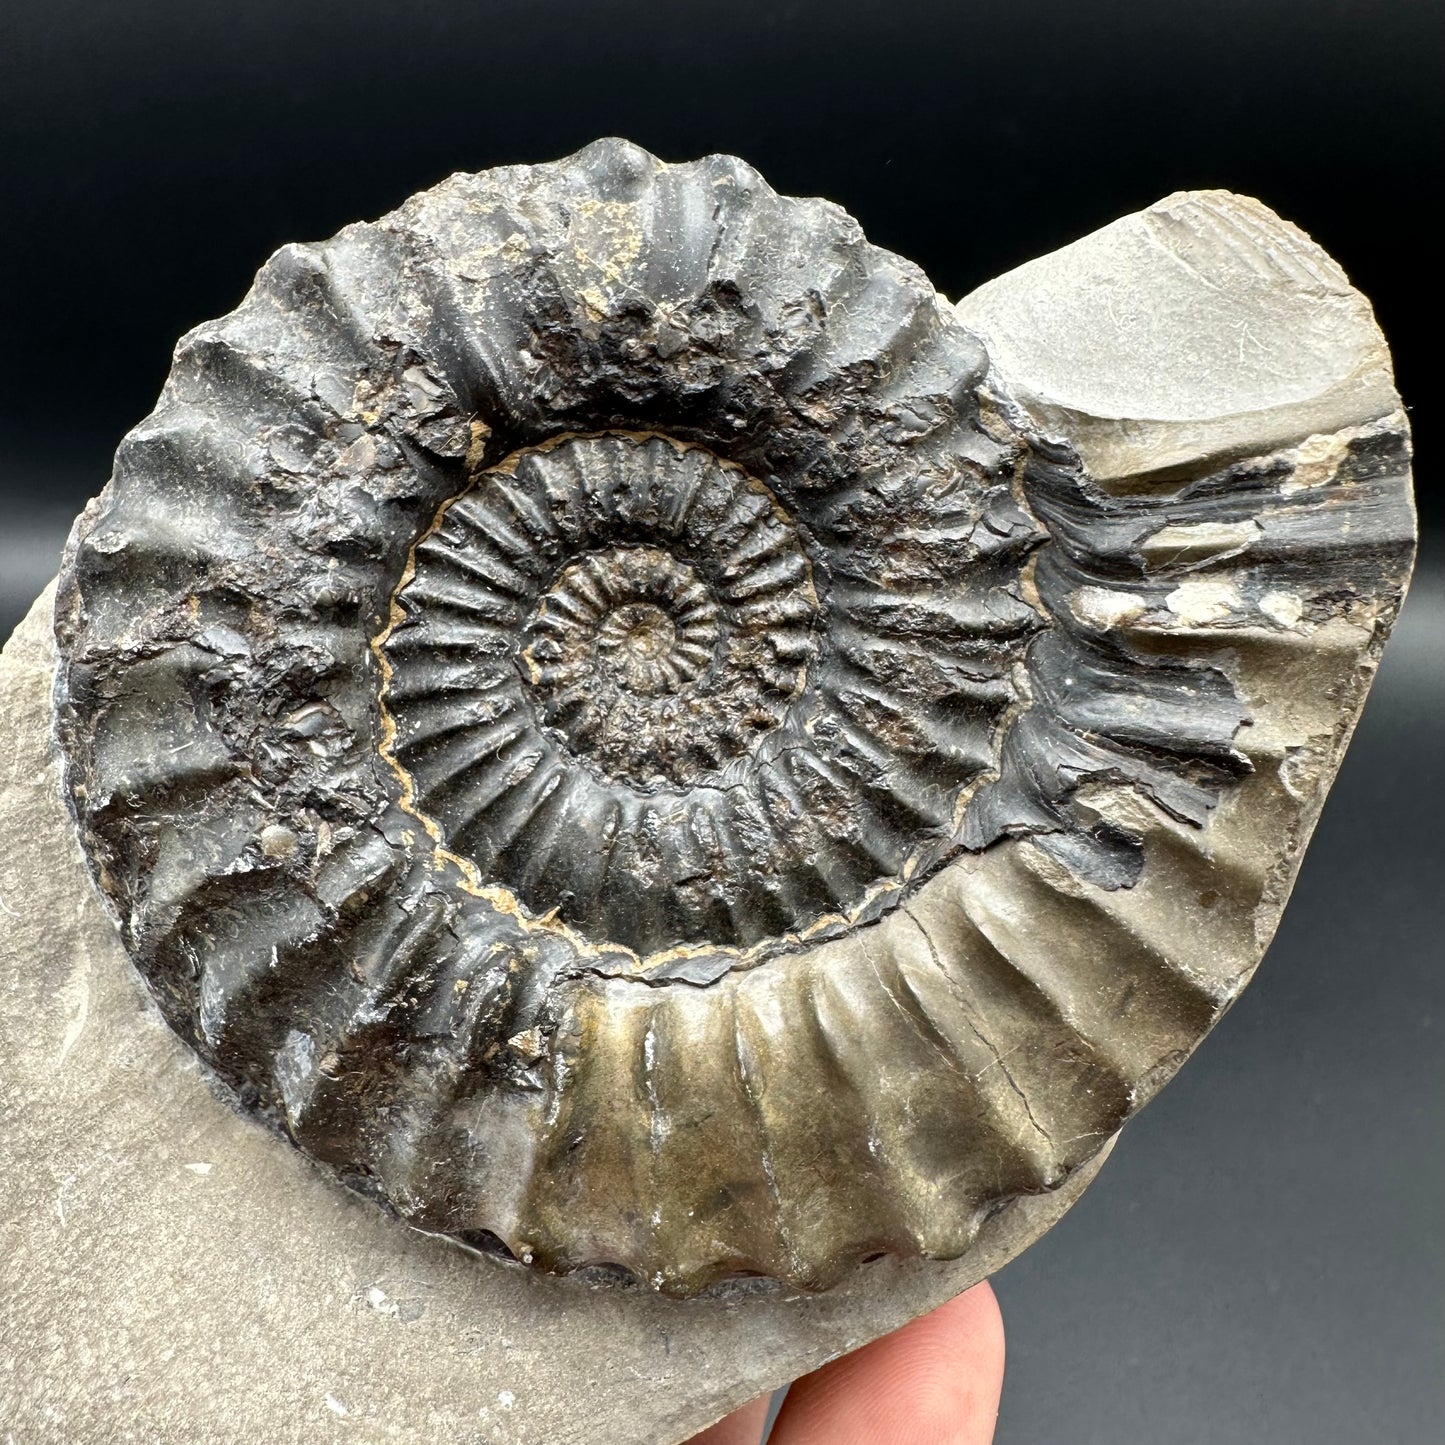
[{"left": 53, "top": 142, "right": 1415, "bottom": 1294}]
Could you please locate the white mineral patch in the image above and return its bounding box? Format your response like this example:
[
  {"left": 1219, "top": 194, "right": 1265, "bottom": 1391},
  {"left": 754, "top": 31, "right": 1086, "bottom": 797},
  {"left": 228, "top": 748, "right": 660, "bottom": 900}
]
[
  {"left": 1279, "top": 429, "right": 1350, "bottom": 494},
  {"left": 1279, "top": 746, "right": 1324, "bottom": 803},
  {"left": 1165, "top": 579, "right": 1245, "bottom": 626},
  {"left": 1259, "top": 590, "right": 1306, "bottom": 629},
  {"left": 507, "top": 1026, "right": 546, "bottom": 1062},
  {"left": 1071, "top": 586, "right": 1147, "bottom": 629},
  {"left": 259, "top": 824, "right": 298, "bottom": 860},
  {"left": 1140, "top": 519, "right": 1261, "bottom": 565}
]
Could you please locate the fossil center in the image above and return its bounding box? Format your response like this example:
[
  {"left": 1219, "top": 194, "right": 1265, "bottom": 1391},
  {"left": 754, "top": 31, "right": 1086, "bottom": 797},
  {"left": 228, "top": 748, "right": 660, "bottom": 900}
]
[
  {"left": 533, "top": 550, "right": 710, "bottom": 695},
  {"left": 599, "top": 603, "right": 678, "bottom": 676},
  {"left": 375, "top": 425, "right": 1044, "bottom": 957}
]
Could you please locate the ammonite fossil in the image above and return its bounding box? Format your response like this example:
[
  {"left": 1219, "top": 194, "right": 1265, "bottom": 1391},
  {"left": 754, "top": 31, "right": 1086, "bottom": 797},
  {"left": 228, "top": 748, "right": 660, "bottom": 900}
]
[{"left": 53, "top": 141, "right": 1415, "bottom": 1295}]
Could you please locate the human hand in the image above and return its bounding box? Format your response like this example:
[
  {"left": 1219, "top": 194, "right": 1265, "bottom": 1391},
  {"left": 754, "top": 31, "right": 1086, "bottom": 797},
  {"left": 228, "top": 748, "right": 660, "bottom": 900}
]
[{"left": 686, "top": 1280, "right": 1005, "bottom": 1445}]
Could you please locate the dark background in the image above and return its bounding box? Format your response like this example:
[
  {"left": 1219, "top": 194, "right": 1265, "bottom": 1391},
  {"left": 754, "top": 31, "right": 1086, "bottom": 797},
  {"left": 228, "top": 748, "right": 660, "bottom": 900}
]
[{"left": 2, "top": 3, "right": 1440, "bottom": 1441}]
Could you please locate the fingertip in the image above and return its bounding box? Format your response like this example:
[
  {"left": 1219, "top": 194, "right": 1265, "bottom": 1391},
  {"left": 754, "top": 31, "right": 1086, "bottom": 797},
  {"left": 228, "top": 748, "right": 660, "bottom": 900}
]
[
  {"left": 934, "top": 1279, "right": 1006, "bottom": 1376},
  {"left": 686, "top": 1392, "right": 771, "bottom": 1445},
  {"left": 770, "top": 1281, "right": 1007, "bottom": 1444},
  {"left": 875, "top": 1283, "right": 1005, "bottom": 1442}
]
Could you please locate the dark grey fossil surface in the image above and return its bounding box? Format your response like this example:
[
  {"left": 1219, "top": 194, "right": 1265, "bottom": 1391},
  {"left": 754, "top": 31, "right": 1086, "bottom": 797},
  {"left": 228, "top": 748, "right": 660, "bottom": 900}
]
[{"left": 49, "top": 142, "right": 1415, "bottom": 1298}]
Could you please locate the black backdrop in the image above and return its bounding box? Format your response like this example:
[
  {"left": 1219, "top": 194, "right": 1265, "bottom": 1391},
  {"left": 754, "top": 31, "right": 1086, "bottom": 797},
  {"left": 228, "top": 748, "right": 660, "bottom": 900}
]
[
  {"left": 2, "top": 4, "right": 1440, "bottom": 1441},
  {"left": 1, "top": 0, "right": 1441, "bottom": 535}
]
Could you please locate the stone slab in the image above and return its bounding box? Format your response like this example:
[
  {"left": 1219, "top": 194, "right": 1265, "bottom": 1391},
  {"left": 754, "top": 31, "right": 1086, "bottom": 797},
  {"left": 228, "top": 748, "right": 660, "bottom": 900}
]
[{"left": 956, "top": 189, "right": 1399, "bottom": 481}]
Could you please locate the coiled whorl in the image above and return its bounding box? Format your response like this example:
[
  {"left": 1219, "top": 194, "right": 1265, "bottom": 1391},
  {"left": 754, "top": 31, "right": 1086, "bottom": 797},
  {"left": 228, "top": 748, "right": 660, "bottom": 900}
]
[{"left": 53, "top": 141, "right": 1414, "bottom": 1294}]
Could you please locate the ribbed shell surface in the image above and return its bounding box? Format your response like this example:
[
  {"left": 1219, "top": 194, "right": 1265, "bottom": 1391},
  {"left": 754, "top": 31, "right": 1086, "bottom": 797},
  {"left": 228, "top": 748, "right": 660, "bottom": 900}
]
[{"left": 53, "top": 141, "right": 1415, "bottom": 1294}]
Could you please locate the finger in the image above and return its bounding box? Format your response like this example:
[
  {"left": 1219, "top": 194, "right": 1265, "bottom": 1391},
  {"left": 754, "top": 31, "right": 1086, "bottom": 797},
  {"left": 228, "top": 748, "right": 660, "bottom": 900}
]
[
  {"left": 769, "top": 1281, "right": 1005, "bottom": 1445},
  {"left": 685, "top": 1392, "right": 771, "bottom": 1445}
]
